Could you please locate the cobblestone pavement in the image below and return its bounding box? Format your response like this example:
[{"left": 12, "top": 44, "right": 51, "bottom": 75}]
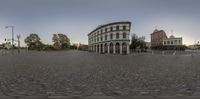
[{"left": 0, "top": 50, "right": 200, "bottom": 99}]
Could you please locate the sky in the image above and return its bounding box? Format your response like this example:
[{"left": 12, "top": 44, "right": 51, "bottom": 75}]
[{"left": 0, "top": 0, "right": 200, "bottom": 46}]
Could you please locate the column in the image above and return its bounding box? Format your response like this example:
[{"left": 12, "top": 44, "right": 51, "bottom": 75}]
[
  {"left": 113, "top": 43, "right": 116, "bottom": 54},
  {"left": 127, "top": 43, "right": 130, "bottom": 54},
  {"left": 120, "top": 42, "right": 122, "bottom": 54},
  {"left": 103, "top": 43, "right": 105, "bottom": 53},
  {"left": 99, "top": 44, "right": 101, "bottom": 53},
  {"left": 95, "top": 45, "right": 98, "bottom": 52},
  {"left": 107, "top": 43, "right": 110, "bottom": 54}
]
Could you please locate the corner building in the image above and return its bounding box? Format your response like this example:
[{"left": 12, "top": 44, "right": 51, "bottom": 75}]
[{"left": 88, "top": 21, "right": 131, "bottom": 54}]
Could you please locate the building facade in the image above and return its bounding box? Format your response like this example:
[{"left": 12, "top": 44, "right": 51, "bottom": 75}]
[
  {"left": 163, "top": 35, "right": 182, "bottom": 46},
  {"left": 150, "top": 29, "right": 168, "bottom": 48},
  {"left": 162, "top": 35, "right": 183, "bottom": 50},
  {"left": 150, "top": 29, "right": 183, "bottom": 50},
  {"left": 88, "top": 21, "right": 131, "bottom": 54}
]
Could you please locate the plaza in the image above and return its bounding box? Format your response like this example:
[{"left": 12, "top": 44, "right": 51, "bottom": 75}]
[{"left": 0, "top": 50, "right": 200, "bottom": 99}]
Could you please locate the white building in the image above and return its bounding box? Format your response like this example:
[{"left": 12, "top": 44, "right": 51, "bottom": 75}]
[
  {"left": 88, "top": 21, "right": 131, "bottom": 54},
  {"left": 163, "top": 35, "right": 182, "bottom": 46},
  {"left": 162, "top": 35, "right": 183, "bottom": 50}
]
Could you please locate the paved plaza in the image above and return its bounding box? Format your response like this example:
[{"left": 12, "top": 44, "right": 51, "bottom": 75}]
[{"left": 0, "top": 50, "right": 200, "bottom": 99}]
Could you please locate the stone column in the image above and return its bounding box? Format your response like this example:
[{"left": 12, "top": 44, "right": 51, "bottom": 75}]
[
  {"left": 127, "top": 43, "right": 130, "bottom": 54},
  {"left": 107, "top": 43, "right": 110, "bottom": 54},
  {"left": 99, "top": 44, "right": 101, "bottom": 53},
  {"left": 93, "top": 45, "right": 95, "bottom": 52},
  {"left": 95, "top": 45, "right": 97, "bottom": 52},
  {"left": 113, "top": 43, "right": 116, "bottom": 54},
  {"left": 120, "top": 42, "right": 122, "bottom": 54},
  {"left": 103, "top": 43, "right": 105, "bottom": 53}
]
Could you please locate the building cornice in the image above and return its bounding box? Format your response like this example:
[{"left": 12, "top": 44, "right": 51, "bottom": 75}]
[{"left": 88, "top": 21, "right": 131, "bottom": 36}]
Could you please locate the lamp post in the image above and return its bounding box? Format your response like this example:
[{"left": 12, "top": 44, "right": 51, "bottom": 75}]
[{"left": 5, "top": 26, "right": 14, "bottom": 54}]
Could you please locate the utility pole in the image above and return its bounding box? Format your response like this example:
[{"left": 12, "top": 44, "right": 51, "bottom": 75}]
[{"left": 17, "top": 34, "right": 20, "bottom": 53}]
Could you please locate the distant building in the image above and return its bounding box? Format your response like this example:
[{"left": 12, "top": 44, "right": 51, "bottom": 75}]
[
  {"left": 150, "top": 29, "right": 183, "bottom": 50},
  {"left": 163, "top": 35, "right": 183, "bottom": 50},
  {"left": 188, "top": 44, "right": 200, "bottom": 50},
  {"left": 0, "top": 42, "right": 12, "bottom": 49},
  {"left": 88, "top": 21, "right": 131, "bottom": 54},
  {"left": 150, "top": 29, "right": 168, "bottom": 48},
  {"left": 78, "top": 43, "right": 88, "bottom": 51},
  {"left": 163, "top": 35, "right": 182, "bottom": 46}
]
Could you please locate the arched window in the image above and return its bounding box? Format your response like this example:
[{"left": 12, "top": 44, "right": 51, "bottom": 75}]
[
  {"left": 110, "top": 33, "right": 113, "bottom": 39},
  {"left": 105, "top": 28, "right": 107, "bottom": 32},
  {"left": 123, "top": 25, "right": 126, "bottom": 30},
  {"left": 110, "top": 27, "right": 113, "bottom": 31},
  {"left": 116, "top": 33, "right": 119, "bottom": 39},
  {"left": 101, "top": 29, "right": 103, "bottom": 34},
  {"left": 116, "top": 26, "right": 119, "bottom": 30},
  {"left": 123, "top": 32, "right": 126, "bottom": 38},
  {"left": 105, "top": 35, "right": 107, "bottom": 40}
]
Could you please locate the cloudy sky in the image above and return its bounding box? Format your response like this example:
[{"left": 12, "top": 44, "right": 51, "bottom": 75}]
[{"left": 0, "top": 0, "right": 200, "bottom": 46}]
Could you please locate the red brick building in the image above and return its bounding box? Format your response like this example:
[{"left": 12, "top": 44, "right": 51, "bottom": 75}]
[{"left": 150, "top": 29, "right": 167, "bottom": 48}]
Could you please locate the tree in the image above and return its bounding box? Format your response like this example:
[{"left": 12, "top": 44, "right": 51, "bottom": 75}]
[
  {"left": 138, "top": 36, "right": 147, "bottom": 51},
  {"left": 52, "top": 34, "right": 61, "bottom": 49},
  {"left": 52, "top": 33, "right": 70, "bottom": 50},
  {"left": 130, "top": 34, "right": 140, "bottom": 52},
  {"left": 24, "top": 34, "right": 43, "bottom": 50}
]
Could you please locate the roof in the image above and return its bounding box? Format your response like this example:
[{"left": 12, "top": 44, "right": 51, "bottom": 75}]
[
  {"left": 150, "top": 29, "right": 165, "bottom": 35},
  {"left": 88, "top": 21, "right": 131, "bottom": 35}
]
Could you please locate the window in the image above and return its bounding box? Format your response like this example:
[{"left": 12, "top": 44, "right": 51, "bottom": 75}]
[
  {"left": 164, "top": 41, "right": 166, "bottom": 45},
  {"left": 105, "top": 35, "right": 107, "bottom": 40},
  {"left": 171, "top": 41, "right": 173, "bottom": 45},
  {"left": 167, "top": 41, "right": 170, "bottom": 44},
  {"left": 110, "top": 33, "right": 113, "bottom": 39},
  {"left": 101, "top": 36, "right": 103, "bottom": 41},
  {"left": 123, "top": 25, "right": 126, "bottom": 30},
  {"left": 116, "top": 26, "right": 119, "bottom": 30},
  {"left": 97, "top": 37, "right": 99, "bottom": 41},
  {"left": 101, "top": 30, "right": 103, "bottom": 34},
  {"left": 116, "top": 33, "right": 119, "bottom": 39},
  {"left": 105, "top": 28, "right": 107, "bottom": 32},
  {"left": 175, "top": 40, "right": 177, "bottom": 44},
  {"left": 123, "top": 32, "right": 126, "bottom": 38},
  {"left": 110, "top": 27, "right": 113, "bottom": 31}
]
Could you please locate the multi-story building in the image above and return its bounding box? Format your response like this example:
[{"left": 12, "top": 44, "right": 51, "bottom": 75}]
[
  {"left": 88, "top": 21, "right": 131, "bottom": 54},
  {"left": 150, "top": 29, "right": 168, "bottom": 48},
  {"left": 150, "top": 29, "right": 183, "bottom": 50}
]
